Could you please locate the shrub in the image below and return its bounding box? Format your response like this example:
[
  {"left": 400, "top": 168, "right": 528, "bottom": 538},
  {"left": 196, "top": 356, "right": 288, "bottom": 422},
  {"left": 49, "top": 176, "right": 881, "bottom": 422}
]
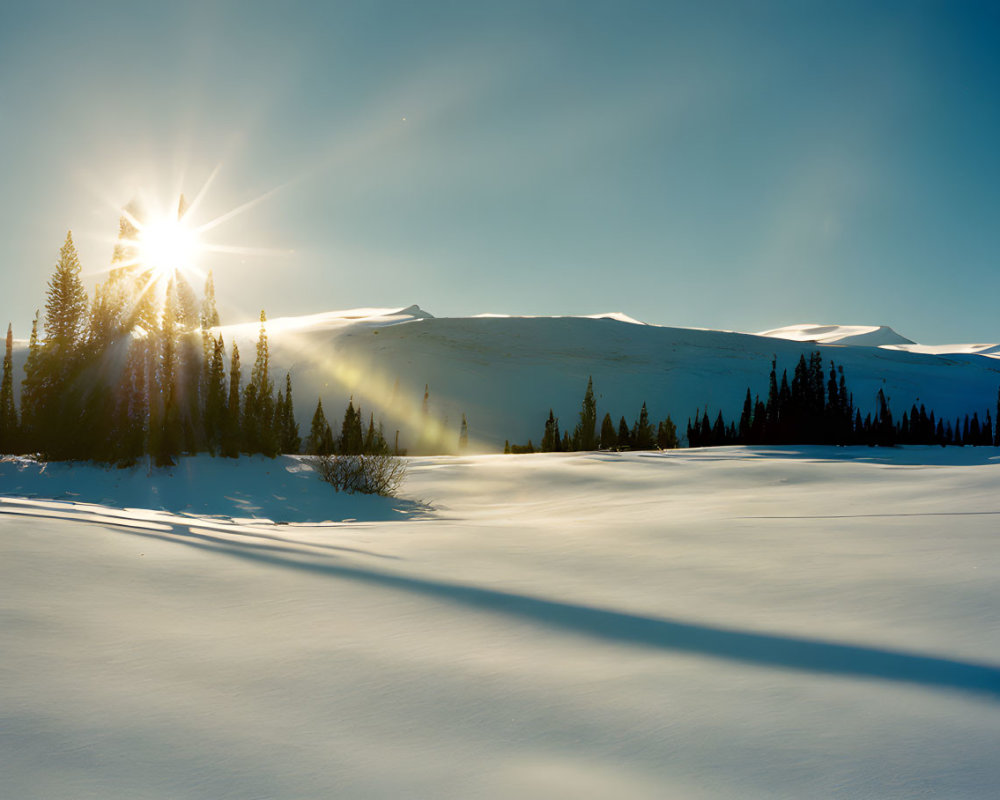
[{"left": 314, "top": 452, "right": 407, "bottom": 496}]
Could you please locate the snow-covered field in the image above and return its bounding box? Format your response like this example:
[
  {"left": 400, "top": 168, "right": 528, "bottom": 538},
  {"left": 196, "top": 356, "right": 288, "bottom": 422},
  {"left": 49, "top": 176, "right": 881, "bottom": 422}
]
[{"left": 3, "top": 448, "right": 999, "bottom": 798}]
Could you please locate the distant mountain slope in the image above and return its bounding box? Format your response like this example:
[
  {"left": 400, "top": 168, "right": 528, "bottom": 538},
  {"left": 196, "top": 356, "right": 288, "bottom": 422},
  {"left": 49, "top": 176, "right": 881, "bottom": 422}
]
[{"left": 228, "top": 309, "right": 1000, "bottom": 451}]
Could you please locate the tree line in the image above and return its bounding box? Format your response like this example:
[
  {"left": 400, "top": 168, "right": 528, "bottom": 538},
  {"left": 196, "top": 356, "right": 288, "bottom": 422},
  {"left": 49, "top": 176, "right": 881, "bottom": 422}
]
[
  {"left": 504, "top": 376, "right": 680, "bottom": 453},
  {"left": 0, "top": 221, "right": 402, "bottom": 465},
  {"left": 687, "top": 353, "right": 1000, "bottom": 448},
  {"left": 503, "top": 356, "right": 1000, "bottom": 454}
]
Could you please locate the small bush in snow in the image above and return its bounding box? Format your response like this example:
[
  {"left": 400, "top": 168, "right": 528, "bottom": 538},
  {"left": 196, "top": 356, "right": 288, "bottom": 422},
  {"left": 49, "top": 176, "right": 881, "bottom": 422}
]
[{"left": 314, "top": 453, "right": 407, "bottom": 496}]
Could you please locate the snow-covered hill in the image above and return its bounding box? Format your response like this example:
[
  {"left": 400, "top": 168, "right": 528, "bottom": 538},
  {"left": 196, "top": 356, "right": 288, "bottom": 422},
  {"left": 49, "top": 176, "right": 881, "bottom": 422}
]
[
  {"left": 219, "top": 308, "right": 1000, "bottom": 451},
  {"left": 10, "top": 308, "right": 1000, "bottom": 450}
]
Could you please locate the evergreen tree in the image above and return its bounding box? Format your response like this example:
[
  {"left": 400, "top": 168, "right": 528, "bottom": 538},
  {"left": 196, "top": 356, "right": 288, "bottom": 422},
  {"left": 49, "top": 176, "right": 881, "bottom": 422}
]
[
  {"left": 44, "top": 232, "right": 88, "bottom": 351},
  {"left": 572, "top": 376, "right": 597, "bottom": 450},
  {"left": 306, "top": 398, "right": 335, "bottom": 455},
  {"left": 738, "top": 388, "right": 753, "bottom": 443},
  {"left": 204, "top": 336, "right": 227, "bottom": 452},
  {"left": 458, "top": 413, "right": 468, "bottom": 452},
  {"left": 20, "top": 312, "right": 41, "bottom": 448},
  {"left": 599, "top": 412, "right": 617, "bottom": 449},
  {"left": 541, "top": 409, "right": 560, "bottom": 452},
  {"left": 279, "top": 373, "right": 301, "bottom": 453},
  {"left": 339, "top": 398, "right": 364, "bottom": 454},
  {"left": 617, "top": 416, "right": 631, "bottom": 450},
  {"left": 244, "top": 310, "right": 277, "bottom": 455},
  {"left": 765, "top": 358, "right": 779, "bottom": 441},
  {"left": 656, "top": 416, "right": 678, "bottom": 449},
  {"left": 154, "top": 277, "right": 182, "bottom": 465},
  {"left": 363, "top": 412, "right": 375, "bottom": 453},
  {"left": 632, "top": 402, "right": 655, "bottom": 450},
  {"left": 221, "top": 341, "right": 242, "bottom": 458},
  {"left": 200, "top": 271, "right": 221, "bottom": 330},
  {"left": 0, "top": 324, "right": 17, "bottom": 452},
  {"left": 711, "top": 411, "right": 726, "bottom": 445},
  {"left": 995, "top": 388, "right": 1000, "bottom": 447}
]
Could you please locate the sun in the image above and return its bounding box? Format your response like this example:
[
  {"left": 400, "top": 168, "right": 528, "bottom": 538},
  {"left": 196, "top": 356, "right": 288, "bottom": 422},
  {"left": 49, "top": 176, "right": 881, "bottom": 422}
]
[{"left": 136, "top": 211, "right": 201, "bottom": 283}]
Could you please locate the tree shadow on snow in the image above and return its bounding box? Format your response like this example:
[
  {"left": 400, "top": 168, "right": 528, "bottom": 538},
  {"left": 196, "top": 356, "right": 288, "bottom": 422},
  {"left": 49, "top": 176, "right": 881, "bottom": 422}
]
[
  {"left": 37, "top": 511, "right": 1000, "bottom": 702},
  {"left": 0, "top": 455, "right": 431, "bottom": 524}
]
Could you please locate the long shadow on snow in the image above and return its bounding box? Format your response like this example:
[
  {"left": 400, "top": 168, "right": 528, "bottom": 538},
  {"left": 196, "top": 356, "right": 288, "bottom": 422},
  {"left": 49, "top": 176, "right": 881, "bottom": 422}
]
[
  {"left": 0, "top": 505, "right": 398, "bottom": 561},
  {"left": 68, "top": 516, "right": 1000, "bottom": 701}
]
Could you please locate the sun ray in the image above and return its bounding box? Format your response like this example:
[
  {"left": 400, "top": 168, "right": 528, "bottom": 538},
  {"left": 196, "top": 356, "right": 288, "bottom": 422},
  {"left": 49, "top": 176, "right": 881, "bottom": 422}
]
[
  {"left": 180, "top": 163, "right": 222, "bottom": 222},
  {"left": 195, "top": 184, "right": 285, "bottom": 234},
  {"left": 201, "top": 243, "right": 291, "bottom": 257}
]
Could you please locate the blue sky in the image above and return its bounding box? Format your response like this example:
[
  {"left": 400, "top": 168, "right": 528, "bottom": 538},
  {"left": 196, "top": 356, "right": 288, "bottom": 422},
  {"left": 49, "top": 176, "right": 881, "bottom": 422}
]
[{"left": 1, "top": 1, "right": 999, "bottom": 342}]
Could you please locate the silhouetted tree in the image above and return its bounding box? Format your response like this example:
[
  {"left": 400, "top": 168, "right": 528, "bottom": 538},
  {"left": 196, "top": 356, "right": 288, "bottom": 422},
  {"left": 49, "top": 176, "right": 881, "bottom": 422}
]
[{"left": 572, "top": 376, "right": 597, "bottom": 450}]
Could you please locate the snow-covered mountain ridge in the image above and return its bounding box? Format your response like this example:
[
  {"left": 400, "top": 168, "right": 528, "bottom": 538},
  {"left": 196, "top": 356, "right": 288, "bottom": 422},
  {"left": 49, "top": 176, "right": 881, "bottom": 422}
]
[{"left": 223, "top": 307, "right": 1000, "bottom": 450}]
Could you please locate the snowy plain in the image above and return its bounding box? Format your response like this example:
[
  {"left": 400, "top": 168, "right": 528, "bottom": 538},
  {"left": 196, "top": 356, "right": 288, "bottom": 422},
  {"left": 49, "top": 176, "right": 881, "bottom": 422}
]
[{"left": 2, "top": 447, "right": 999, "bottom": 799}]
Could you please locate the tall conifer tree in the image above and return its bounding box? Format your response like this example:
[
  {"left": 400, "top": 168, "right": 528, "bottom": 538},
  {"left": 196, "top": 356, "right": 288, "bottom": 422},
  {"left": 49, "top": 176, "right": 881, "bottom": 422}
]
[
  {"left": 572, "top": 376, "right": 597, "bottom": 450},
  {"left": 0, "top": 324, "right": 17, "bottom": 452},
  {"left": 221, "top": 341, "right": 242, "bottom": 457}
]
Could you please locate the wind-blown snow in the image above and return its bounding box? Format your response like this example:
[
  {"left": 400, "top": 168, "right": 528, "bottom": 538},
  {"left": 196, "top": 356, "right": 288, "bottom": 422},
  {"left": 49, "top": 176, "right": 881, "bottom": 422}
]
[{"left": 2, "top": 448, "right": 999, "bottom": 798}]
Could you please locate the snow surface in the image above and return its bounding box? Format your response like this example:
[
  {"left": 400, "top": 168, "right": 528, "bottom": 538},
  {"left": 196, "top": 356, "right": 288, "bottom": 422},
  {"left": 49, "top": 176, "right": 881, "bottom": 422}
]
[{"left": 2, "top": 448, "right": 1000, "bottom": 798}]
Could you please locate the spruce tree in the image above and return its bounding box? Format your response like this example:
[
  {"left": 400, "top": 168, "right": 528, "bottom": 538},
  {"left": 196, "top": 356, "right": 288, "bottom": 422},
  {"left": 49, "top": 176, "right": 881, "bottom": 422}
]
[
  {"left": 204, "top": 336, "right": 227, "bottom": 452},
  {"left": 738, "top": 388, "right": 752, "bottom": 443},
  {"left": 154, "top": 277, "right": 182, "bottom": 465},
  {"left": 244, "top": 310, "right": 277, "bottom": 455},
  {"left": 44, "top": 232, "right": 89, "bottom": 351},
  {"left": 20, "top": 312, "right": 41, "bottom": 450},
  {"left": 221, "top": 341, "right": 242, "bottom": 457},
  {"left": 280, "top": 373, "right": 301, "bottom": 453},
  {"left": 306, "top": 398, "right": 335, "bottom": 455},
  {"left": 458, "top": 413, "right": 468, "bottom": 452},
  {"left": 632, "top": 402, "right": 655, "bottom": 450},
  {"left": 541, "top": 409, "right": 560, "bottom": 452},
  {"left": 572, "top": 376, "right": 597, "bottom": 450},
  {"left": 617, "top": 416, "right": 631, "bottom": 450},
  {"left": 656, "top": 417, "right": 678, "bottom": 449},
  {"left": 339, "top": 398, "right": 363, "bottom": 454},
  {"left": 0, "top": 323, "right": 17, "bottom": 453},
  {"left": 200, "top": 271, "right": 221, "bottom": 330},
  {"left": 599, "top": 412, "right": 617, "bottom": 449}
]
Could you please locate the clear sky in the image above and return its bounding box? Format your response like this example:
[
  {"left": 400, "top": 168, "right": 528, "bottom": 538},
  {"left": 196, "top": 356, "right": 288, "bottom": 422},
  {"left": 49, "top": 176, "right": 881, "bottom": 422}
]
[{"left": 1, "top": 1, "right": 999, "bottom": 343}]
